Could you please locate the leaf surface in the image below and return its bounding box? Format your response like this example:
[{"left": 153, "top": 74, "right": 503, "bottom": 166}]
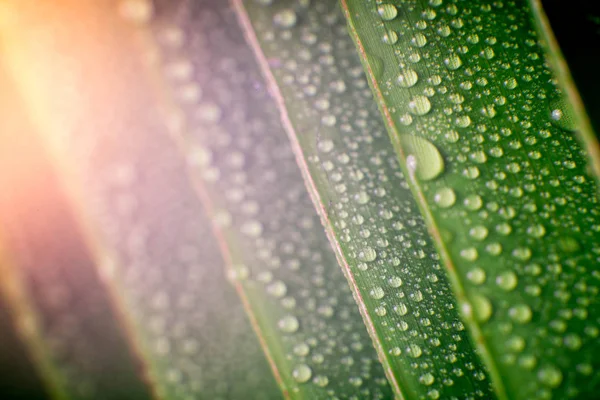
[
  {"left": 341, "top": 1, "right": 600, "bottom": 399},
  {"left": 234, "top": 1, "right": 496, "bottom": 399}
]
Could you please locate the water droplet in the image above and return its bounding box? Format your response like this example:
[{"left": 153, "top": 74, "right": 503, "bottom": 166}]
[
  {"left": 273, "top": 9, "right": 297, "bottom": 28},
  {"left": 496, "top": 271, "right": 518, "bottom": 291},
  {"left": 278, "top": 315, "right": 299, "bottom": 333},
  {"left": 388, "top": 276, "right": 403, "bottom": 288},
  {"left": 549, "top": 97, "right": 576, "bottom": 131},
  {"left": 378, "top": 4, "right": 398, "bottom": 20},
  {"left": 411, "top": 33, "right": 428, "bottom": 47},
  {"left": 358, "top": 246, "right": 377, "bottom": 262},
  {"left": 420, "top": 372, "right": 435, "bottom": 386},
  {"left": 472, "top": 294, "right": 493, "bottom": 322},
  {"left": 467, "top": 267, "right": 486, "bottom": 285},
  {"left": 526, "top": 224, "right": 546, "bottom": 238},
  {"left": 444, "top": 54, "right": 462, "bottom": 70},
  {"left": 409, "top": 95, "right": 432, "bottom": 116},
  {"left": 464, "top": 194, "right": 483, "bottom": 210},
  {"left": 537, "top": 365, "right": 563, "bottom": 388},
  {"left": 370, "top": 287, "right": 385, "bottom": 299},
  {"left": 383, "top": 31, "right": 399, "bottom": 44},
  {"left": 434, "top": 187, "right": 456, "bottom": 208},
  {"left": 397, "top": 69, "right": 419, "bottom": 87},
  {"left": 267, "top": 281, "right": 287, "bottom": 298},
  {"left": 407, "top": 343, "right": 422, "bottom": 358},
  {"left": 509, "top": 304, "right": 532, "bottom": 324},
  {"left": 469, "top": 225, "right": 488, "bottom": 241},
  {"left": 460, "top": 247, "right": 479, "bottom": 261},
  {"left": 292, "top": 364, "right": 312, "bottom": 383},
  {"left": 293, "top": 343, "right": 310, "bottom": 356},
  {"left": 399, "top": 135, "right": 444, "bottom": 181},
  {"left": 394, "top": 303, "right": 408, "bottom": 316},
  {"left": 313, "top": 375, "right": 329, "bottom": 387}
]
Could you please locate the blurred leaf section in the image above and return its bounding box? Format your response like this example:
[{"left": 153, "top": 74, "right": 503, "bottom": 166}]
[
  {"left": 142, "top": 0, "right": 392, "bottom": 397},
  {"left": 0, "top": 68, "right": 152, "bottom": 399},
  {"left": 341, "top": 1, "right": 600, "bottom": 399},
  {"left": 0, "top": 1, "right": 280, "bottom": 399},
  {"left": 235, "top": 1, "right": 495, "bottom": 399}
]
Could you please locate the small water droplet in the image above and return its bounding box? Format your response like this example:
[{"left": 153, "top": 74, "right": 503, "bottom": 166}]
[
  {"left": 292, "top": 364, "right": 312, "bottom": 383},
  {"left": 467, "top": 267, "right": 486, "bottom": 285},
  {"left": 370, "top": 287, "right": 385, "bottom": 299},
  {"left": 408, "top": 95, "right": 432, "bottom": 116},
  {"left": 434, "top": 187, "right": 456, "bottom": 208},
  {"left": 273, "top": 9, "right": 297, "bottom": 28},
  {"left": 509, "top": 304, "right": 532, "bottom": 324},
  {"left": 378, "top": 4, "right": 398, "bottom": 20},
  {"left": 549, "top": 97, "right": 576, "bottom": 131},
  {"left": 444, "top": 54, "right": 462, "bottom": 70},
  {"left": 358, "top": 247, "right": 377, "bottom": 262},
  {"left": 397, "top": 69, "right": 419, "bottom": 87},
  {"left": 472, "top": 294, "right": 493, "bottom": 322},
  {"left": 278, "top": 315, "right": 299, "bottom": 333},
  {"left": 496, "top": 271, "right": 518, "bottom": 291}
]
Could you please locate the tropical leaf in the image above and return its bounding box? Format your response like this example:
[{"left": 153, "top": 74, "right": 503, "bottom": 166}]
[
  {"left": 340, "top": 0, "right": 600, "bottom": 399},
  {"left": 233, "top": 1, "right": 495, "bottom": 399}
]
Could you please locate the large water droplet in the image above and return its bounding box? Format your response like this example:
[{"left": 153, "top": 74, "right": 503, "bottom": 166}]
[
  {"left": 399, "top": 135, "right": 444, "bottom": 181},
  {"left": 292, "top": 364, "right": 312, "bottom": 383},
  {"left": 378, "top": 4, "right": 398, "bottom": 20},
  {"left": 537, "top": 364, "right": 563, "bottom": 388}
]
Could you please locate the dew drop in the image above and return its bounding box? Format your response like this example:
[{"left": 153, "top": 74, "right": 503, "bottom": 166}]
[
  {"left": 358, "top": 247, "right": 377, "bottom": 262},
  {"left": 397, "top": 69, "right": 419, "bottom": 87},
  {"left": 472, "top": 294, "right": 493, "bottom": 322},
  {"left": 469, "top": 225, "right": 488, "bottom": 241},
  {"left": 409, "top": 95, "right": 432, "bottom": 116},
  {"left": 370, "top": 287, "right": 385, "bottom": 300},
  {"left": 434, "top": 187, "right": 456, "bottom": 208},
  {"left": 292, "top": 364, "right": 312, "bottom": 383},
  {"left": 278, "top": 315, "right": 299, "bottom": 333},
  {"left": 549, "top": 97, "right": 576, "bottom": 131},
  {"left": 509, "top": 304, "right": 532, "bottom": 324},
  {"left": 444, "top": 54, "right": 462, "bottom": 70},
  {"left": 467, "top": 267, "right": 486, "bottom": 285},
  {"left": 383, "top": 31, "right": 399, "bottom": 44},
  {"left": 378, "top": 4, "right": 398, "bottom": 20},
  {"left": 420, "top": 372, "right": 435, "bottom": 386},
  {"left": 496, "top": 271, "right": 518, "bottom": 291},
  {"left": 464, "top": 194, "right": 483, "bottom": 210},
  {"left": 460, "top": 247, "right": 479, "bottom": 261},
  {"left": 408, "top": 343, "right": 422, "bottom": 358},
  {"left": 537, "top": 365, "right": 563, "bottom": 388},
  {"left": 399, "top": 135, "right": 444, "bottom": 181},
  {"left": 388, "top": 276, "right": 403, "bottom": 288},
  {"left": 526, "top": 224, "right": 546, "bottom": 238},
  {"left": 273, "top": 9, "right": 297, "bottom": 28}
]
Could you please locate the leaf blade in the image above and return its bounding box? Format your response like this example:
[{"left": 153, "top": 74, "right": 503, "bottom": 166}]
[
  {"left": 234, "top": 1, "right": 496, "bottom": 399},
  {"left": 341, "top": 1, "right": 600, "bottom": 399}
]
